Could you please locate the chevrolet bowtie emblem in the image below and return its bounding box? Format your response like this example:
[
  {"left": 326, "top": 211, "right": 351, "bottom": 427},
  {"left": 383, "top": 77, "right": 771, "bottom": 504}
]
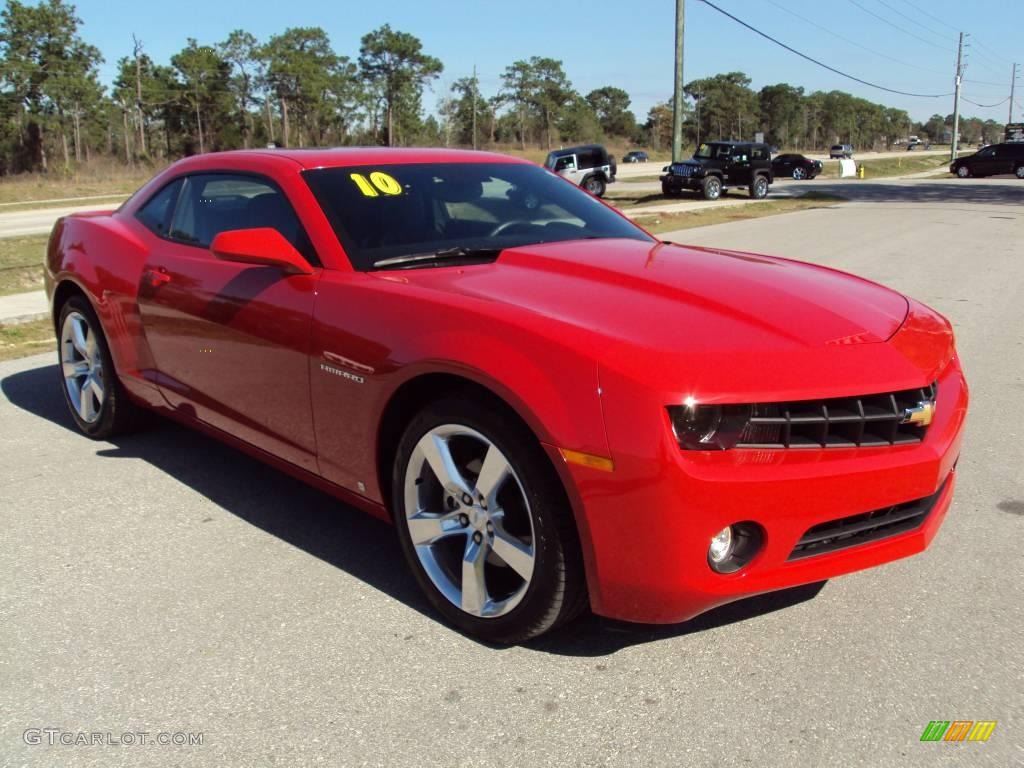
[{"left": 901, "top": 400, "right": 936, "bottom": 427}]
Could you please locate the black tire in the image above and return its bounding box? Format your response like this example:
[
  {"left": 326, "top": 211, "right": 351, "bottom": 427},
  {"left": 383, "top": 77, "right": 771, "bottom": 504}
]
[
  {"left": 1015, "top": 165, "right": 1024, "bottom": 179},
  {"left": 391, "top": 396, "right": 587, "bottom": 644},
  {"left": 749, "top": 174, "right": 769, "bottom": 199},
  {"left": 792, "top": 167, "right": 807, "bottom": 180},
  {"left": 701, "top": 175, "right": 722, "bottom": 200},
  {"left": 662, "top": 184, "right": 680, "bottom": 198},
  {"left": 583, "top": 175, "right": 606, "bottom": 197},
  {"left": 956, "top": 166, "right": 970, "bottom": 178},
  {"left": 56, "top": 294, "right": 147, "bottom": 439}
]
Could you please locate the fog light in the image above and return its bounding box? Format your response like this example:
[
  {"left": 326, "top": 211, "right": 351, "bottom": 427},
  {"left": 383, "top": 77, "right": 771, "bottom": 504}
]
[
  {"left": 709, "top": 526, "right": 734, "bottom": 564},
  {"left": 707, "top": 521, "right": 765, "bottom": 573}
]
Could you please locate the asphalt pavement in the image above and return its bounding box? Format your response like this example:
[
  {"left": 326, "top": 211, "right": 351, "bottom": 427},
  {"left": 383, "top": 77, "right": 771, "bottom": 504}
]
[{"left": 1, "top": 177, "right": 1022, "bottom": 767}]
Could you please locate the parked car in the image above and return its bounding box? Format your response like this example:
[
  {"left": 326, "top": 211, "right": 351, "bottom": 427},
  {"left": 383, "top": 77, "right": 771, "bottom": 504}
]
[
  {"left": 543, "top": 144, "right": 616, "bottom": 196},
  {"left": 622, "top": 150, "right": 649, "bottom": 163},
  {"left": 949, "top": 142, "right": 1024, "bottom": 178},
  {"left": 771, "top": 153, "right": 823, "bottom": 180},
  {"left": 45, "top": 148, "right": 968, "bottom": 643},
  {"left": 660, "top": 141, "right": 773, "bottom": 199},
  {"left": 829, "top": 144, "right": 854, "bottom": 159}
]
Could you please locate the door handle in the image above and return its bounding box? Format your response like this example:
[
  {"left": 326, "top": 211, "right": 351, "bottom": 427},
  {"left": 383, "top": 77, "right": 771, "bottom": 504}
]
[{"left": 143, "top": 267, "right": 171, "bottom": 287}]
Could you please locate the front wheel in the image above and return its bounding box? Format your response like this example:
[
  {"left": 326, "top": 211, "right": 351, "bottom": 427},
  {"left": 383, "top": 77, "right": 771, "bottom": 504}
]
[
  {"left": 392, "top": 397, "right": 586, "bottom": 643},
  {"left": 1015, "top": 165, "right": 1024, "bottom": 179},
  {"left": 792, "top": 167, "right": 807, "bottom": 180},
  {"left": 701, "top": 176, "right": 722, "bottom": 200},
  {"left": 749, "top": 175, "right": 769, "bottom": 199},
  {"left": 583, "top": 176, "right": 606, "bottom": 197}
]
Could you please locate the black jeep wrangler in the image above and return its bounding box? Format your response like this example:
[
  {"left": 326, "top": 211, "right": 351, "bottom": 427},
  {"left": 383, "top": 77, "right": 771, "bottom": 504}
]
[{"left": 660, "top": 141, "right": 773, "bottom": 200}]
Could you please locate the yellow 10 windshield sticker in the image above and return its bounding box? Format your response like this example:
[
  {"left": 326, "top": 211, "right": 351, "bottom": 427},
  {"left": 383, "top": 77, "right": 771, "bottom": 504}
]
[{"left": 350, "top": 171, "right": 403, "bottom": 197}]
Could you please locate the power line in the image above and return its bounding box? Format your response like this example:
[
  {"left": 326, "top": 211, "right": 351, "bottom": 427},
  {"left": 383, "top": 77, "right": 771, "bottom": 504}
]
[
  {"left": 961, "top": 95, "right": 1009, "bottom": 109},
  {"left": 763, "top": 0, "right": 1005, "bottom": 89},
  {"left": 697, "top": 0, "right": 953, "bottom": 98},
  {"left": 898, "top": 0, "right": 959, "bottom": 33},
  {"left": 846, "top": 0, "right": 954, "bottom": 52},
  {"left": 971, "top": 37, "right": 1013, "bottom": 66},
  {"left": 872, "top": 0, "right": 955, "bottom": 44}
]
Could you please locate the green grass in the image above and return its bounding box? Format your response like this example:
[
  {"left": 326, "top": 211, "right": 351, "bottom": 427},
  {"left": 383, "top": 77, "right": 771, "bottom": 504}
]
[
  {"left": 0, "top": 318, "right": 54, "bottom": 361},
  {"left": 836, "top": 155, "right": 948, "bottom": 179},
  {"left": 632, "top": 192, "right": 847, "bottom": 234},
  {"left": 0, "top": 235, "right": 48, "bottom": 297}
]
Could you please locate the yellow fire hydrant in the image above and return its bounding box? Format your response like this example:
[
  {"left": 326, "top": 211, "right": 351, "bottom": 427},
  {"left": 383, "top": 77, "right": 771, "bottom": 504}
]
[{"left": 857, "top": 164, "right": 865, "bottom": 179}]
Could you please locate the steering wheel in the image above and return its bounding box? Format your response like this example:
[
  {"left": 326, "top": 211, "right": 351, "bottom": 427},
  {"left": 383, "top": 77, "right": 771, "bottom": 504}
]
[{"left": 488, "top": 220, "right": 534, "bottom": 237}]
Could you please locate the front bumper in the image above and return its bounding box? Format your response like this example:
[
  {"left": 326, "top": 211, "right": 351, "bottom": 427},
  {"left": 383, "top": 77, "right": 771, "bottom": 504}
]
[
  {"left": 559, "top": 356, "right": 968, "bottom": 625},
  {"left": 661, "top": 173, "right": 704, "bottom": 191}
]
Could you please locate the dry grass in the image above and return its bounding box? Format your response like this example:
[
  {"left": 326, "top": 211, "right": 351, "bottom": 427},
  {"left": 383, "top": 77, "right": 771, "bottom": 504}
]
[
  {"left": 0, "top": 318, "right": 54, "bottom": 361},
  {"left": 632, "top": 192, "right": 847, "bottom": 234},
  {"left": 0, "top": 157, "right": 159, "bottom": 206},
  {"left": 0, "top": 235, "right": 48, "bottom": 297}
]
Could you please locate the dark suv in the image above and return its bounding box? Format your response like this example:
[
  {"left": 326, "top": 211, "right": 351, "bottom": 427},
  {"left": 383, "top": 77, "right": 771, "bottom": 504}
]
[
  {"left": 950, "top": 142, "right": 1024, "bottom": 178},
  {"left": 544, "top": 144, "right": 617, "bottom": 197},
  {"left": 660, "top": 142, "right": 773, "bottom": 200}
]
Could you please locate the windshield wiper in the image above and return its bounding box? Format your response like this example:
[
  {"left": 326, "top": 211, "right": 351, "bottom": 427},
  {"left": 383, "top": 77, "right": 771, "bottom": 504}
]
[{"left": 372, "top": 246, "right": 502, "bottom": 269}]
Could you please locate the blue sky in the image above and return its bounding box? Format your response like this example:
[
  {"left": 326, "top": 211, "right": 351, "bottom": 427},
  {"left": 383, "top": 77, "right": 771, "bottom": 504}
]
[{"left": 70, "top": 0, "right": 1022, "bottom": 124}]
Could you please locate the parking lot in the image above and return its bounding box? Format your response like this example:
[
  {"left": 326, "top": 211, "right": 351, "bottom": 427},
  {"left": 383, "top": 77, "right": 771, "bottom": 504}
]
[{"left": 1, "top": 176, "right": 1021, "bottom": 766}]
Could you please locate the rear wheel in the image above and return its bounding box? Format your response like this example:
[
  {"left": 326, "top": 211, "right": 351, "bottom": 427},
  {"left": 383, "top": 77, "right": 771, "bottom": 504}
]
[
  {"left": 391, "top": 397, "right": 586, "bottom": 644},
  {"left": 956, "top": 166, "right": 970, "bottom": 178},
  {"left": 57, "top": 295, "right": 145, "bottom": 439},
  {"left": 583, "top": 176, "right": 606, "bottom": 197},
  {"left": 749, "top": 174, "right": 769, "bottom": 199},
  {"left": 701, "top": 175, "right": 722, "bottom": 200}
]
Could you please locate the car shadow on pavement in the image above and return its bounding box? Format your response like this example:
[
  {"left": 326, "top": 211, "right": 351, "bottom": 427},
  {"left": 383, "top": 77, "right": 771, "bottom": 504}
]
[{"left": 4, "top": 362, "right": 826, "bottom": 656}]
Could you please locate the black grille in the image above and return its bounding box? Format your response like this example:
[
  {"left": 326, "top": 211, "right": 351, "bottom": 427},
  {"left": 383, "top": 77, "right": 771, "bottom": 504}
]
[
  {"left": 736, "top": 383, "right": 937, "bottom": 449},
  {"left": 788, "top": 476, "right": 948, "bottom": 561}
]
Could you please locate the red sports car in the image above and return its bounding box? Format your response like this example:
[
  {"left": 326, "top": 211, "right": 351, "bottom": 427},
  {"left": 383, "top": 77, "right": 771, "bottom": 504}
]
[{"left": 44, "top": 148, "right": 968, "bottom": 643}]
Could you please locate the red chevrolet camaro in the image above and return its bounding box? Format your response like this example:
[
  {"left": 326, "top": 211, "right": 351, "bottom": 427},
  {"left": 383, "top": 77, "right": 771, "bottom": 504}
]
[{"left": 44, "top": 148, "right": 968, "bottom": 643}]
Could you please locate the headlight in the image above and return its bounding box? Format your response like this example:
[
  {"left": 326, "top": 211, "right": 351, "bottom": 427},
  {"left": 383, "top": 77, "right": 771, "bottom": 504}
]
[{"left": 667, "top": 402, "right": 752, "bottom": 450}]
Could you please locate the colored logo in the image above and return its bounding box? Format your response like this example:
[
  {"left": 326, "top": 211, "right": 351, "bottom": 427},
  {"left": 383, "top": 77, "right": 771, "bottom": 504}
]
[
  {"left": 901, "top": 399, "right": 936, "bottom": 427},
  {"left": 920, "top": 721, "right": 996, "bottom": 742}
]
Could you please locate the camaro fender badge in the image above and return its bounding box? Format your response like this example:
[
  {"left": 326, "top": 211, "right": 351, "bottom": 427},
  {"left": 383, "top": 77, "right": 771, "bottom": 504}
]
[
  {"left": 901, "top": 399, "right": 936, "bottom": 427},
  {"left": 320, "top": 352, "right": 372, "bottom": 384},
  {"left": 320, "top": 363, "right": 365, "bottom": 384}
]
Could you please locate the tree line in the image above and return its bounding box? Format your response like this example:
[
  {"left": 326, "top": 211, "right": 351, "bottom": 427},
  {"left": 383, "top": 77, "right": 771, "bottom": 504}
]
[{"left": 0, "top": 0, "right": 1006, "bottom": 176}]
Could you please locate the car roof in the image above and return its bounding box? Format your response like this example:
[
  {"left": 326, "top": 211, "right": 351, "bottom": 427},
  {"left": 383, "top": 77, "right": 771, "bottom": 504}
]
[
  {"left": 175, "top": 147, "right": 529, "bottom": 171},
  {"left": 547, "top": 144, "right": 606, "bottom": 157}
]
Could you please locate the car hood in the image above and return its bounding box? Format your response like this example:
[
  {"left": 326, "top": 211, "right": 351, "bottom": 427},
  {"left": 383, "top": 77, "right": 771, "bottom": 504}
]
[
  {"left": 397, "top": 238, "right": 908, "bottom": 352},
  {"left": 380, "top": 237, "right": 956, "bottom": 400}
]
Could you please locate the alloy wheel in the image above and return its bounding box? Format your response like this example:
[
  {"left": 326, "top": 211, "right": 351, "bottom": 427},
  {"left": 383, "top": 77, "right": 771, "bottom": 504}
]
[
  {"left": 60, "top": 311, "right": 104, "bottom": 423},
  {"left": 793, "top": 167, "right": 806, "bottom": 180},
  {"left": 402, "top": 424, "right": 536, "bottom": 618}
]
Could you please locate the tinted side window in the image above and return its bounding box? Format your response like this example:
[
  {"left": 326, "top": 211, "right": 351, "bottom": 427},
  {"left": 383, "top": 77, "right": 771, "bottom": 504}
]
[
  {"left": 554, "top": 156, "right": 576, "bottom": 172},
  {"left": 136, "top": 179, "right": 183, "bottom": 236},
  {"left": 751, "top": 146, "right": 768, "bottom": 161},
  {"left": 169, "top": 173, "right": 318, "bottom": 265}
]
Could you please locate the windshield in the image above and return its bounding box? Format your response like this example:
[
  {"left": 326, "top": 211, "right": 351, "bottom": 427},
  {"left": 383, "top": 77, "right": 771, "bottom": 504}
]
[{"left": 303, "top": 162, "right": 652, "bottom": 271}]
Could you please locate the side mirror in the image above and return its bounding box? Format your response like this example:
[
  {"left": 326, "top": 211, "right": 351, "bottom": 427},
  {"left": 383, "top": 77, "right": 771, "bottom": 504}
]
[{"left": 209, "top": 228, "right": 313, "bottom": 275}]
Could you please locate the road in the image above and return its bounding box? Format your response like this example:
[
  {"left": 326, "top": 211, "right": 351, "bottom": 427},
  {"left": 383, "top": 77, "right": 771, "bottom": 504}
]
[
  {"left": 0, "top": 202, "right": 122, "bottom": 238},
  {"left": 1, "top": 178, "right": 1022, "bottom": 767}
]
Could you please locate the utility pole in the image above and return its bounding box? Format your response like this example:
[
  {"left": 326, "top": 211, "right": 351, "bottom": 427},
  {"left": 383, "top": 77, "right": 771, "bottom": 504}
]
[
  {"left": 472, "top": 64, "right": 478, "bottom": 150},
  {"left": 672, "top": 0, "right": 685, "bottom": 163},
  {"left": 1011, "top": 63, "right": 1018, "bottom": 125},
  {"left": 950, "top": 32, "right": 964, "bottom": 162}
]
